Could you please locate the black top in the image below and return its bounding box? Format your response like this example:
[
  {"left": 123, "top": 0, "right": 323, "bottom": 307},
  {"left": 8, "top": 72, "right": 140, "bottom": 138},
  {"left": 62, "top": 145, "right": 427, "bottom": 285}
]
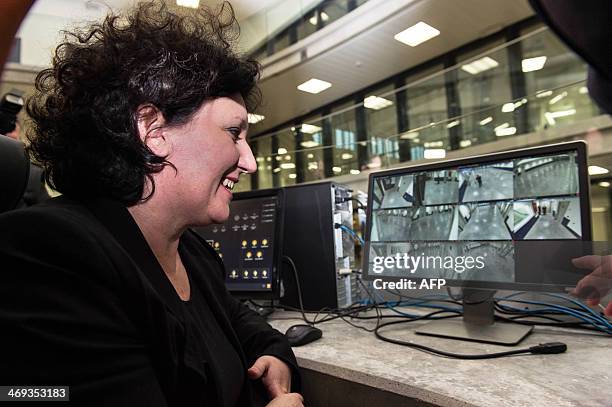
[
  {"left": 0, "top": 197, "right": 300, "bottom": 406},
  {"left": 180, "top": 252, "right": 245, "bottom": 407}
]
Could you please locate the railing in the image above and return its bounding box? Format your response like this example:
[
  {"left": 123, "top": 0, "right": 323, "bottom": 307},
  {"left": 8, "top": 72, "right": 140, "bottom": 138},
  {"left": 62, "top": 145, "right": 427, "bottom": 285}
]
[
  {"left": 238, "top": 27, "right": 601, "bottom": 192},
  {"left": 242, "top": 0, "right": 369, "bottom": 59}
]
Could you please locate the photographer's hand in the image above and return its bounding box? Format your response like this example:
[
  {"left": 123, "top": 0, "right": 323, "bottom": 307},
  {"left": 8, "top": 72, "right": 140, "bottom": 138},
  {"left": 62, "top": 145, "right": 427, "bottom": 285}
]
[{"left": 571, "top": 255, "right": 612, "bottom": 316}]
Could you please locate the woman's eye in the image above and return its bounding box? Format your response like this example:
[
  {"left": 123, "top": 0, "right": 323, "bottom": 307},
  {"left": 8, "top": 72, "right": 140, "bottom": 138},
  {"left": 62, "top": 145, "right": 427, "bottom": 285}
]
[{"left": 228, "top": 127, "right": 241, "bottom": 141}]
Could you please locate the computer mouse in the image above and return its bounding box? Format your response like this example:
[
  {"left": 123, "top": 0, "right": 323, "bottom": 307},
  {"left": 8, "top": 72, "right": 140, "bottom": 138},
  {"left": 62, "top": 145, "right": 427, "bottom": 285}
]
[{"left": 285, "top": 324, "right": 322, "bottom": 347}]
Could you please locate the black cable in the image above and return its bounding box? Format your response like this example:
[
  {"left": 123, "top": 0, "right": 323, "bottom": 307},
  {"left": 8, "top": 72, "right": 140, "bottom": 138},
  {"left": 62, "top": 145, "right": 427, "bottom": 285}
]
[
  {"left": 282, "top": 255, "right": 310, "bottom": 325},
  {"left": 374, "top": 314, "right": 567, "bottom": 359}
]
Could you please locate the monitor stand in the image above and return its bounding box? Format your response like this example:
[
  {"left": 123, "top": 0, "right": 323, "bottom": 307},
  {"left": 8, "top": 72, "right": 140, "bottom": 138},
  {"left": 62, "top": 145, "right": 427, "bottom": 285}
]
[{"left": 415, "top": 289, "right": 532, "bottom": 346}]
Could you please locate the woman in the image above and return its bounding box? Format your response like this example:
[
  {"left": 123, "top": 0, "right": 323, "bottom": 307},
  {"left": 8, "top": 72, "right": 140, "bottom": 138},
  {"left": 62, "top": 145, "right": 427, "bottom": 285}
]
[{"left": 0, "top": 2, "right": 303, "bottom": 406}]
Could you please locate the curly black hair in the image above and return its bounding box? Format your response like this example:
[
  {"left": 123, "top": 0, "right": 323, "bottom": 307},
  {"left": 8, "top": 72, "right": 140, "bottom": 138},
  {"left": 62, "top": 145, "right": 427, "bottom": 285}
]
[{"left": 26, "top": 0, "right": 260, "bottom": 205}]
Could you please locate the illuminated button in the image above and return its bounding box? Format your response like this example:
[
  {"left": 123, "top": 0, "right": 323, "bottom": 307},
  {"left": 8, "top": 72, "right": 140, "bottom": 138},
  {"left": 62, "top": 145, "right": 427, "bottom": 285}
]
[
  {"left": 262, "top": 239, "right": 268, "bottom": 246},
  {"left": 251, "top": 239, "right": 258, "bottom": 247},
  {"left": 253, "top": 270, "right": 258, "bottom": 278},
  {"left": 266, "top": 283, "right": 271, "bottom": 289},
  {"left": 243, "top": 270, "right": 249, "bottom": 278},
  {"left": 214, "top": 242, "right": 220, "bottom": 248},
  {"left": 262, "top": 270, "right": 268, "bottom": 277},
  {"left": 242, "top": 240, "right": 247, "bottom": 248},
  {"left": 234, "top": 215, "right": 240, "bottom": 221},
  {"left": 218, "top": 253, "right": 223, "bottom": 258},
  {"left": 246, "top": 251, "right": 252, "bottom": 258},
  {"left": 256, "top": 251, "right": 263, "bottom": 258},
  {"left": 230, "top": 270, "right": 237, "bottom": 279}
]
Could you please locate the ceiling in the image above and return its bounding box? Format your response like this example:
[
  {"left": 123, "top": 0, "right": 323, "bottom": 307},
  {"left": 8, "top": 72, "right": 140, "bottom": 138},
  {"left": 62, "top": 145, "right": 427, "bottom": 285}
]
[{"left": 251, "top": 0, "right": 536, "bottom": 135}]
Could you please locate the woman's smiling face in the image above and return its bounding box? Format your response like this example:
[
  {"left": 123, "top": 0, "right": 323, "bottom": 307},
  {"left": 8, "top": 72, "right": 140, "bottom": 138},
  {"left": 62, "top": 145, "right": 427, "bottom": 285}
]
[{"left": 162, "top": 93, "right": 256, "bottom": 226}]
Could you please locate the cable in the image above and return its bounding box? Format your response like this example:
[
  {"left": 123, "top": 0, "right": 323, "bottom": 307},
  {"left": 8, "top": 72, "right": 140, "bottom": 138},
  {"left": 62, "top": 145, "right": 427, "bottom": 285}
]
[
  {"left": 335, "top": 223, "right": 365, "bottom": 245},
  {"left": 282, "top": 255, "right": 310, "bottom": 325},
  {"left": 374, "top": 315, "right": 567, "bottom": 359}
]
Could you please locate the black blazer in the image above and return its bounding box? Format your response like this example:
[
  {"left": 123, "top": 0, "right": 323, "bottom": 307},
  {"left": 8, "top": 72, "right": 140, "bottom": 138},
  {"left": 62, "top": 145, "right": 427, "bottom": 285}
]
[{"left": 0, "top": 196, "right": 299, "bottom": 406}]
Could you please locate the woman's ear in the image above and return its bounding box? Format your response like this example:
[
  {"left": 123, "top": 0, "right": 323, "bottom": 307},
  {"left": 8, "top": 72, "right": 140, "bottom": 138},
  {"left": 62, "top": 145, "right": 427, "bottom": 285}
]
[{"left": 136, "top": 104, "right": 169, "bottom": 155}]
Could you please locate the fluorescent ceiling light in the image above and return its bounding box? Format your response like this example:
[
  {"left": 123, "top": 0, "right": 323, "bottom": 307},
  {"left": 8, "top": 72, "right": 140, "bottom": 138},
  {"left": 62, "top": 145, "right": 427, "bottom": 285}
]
[
  {"left": 536, "top": 90, "right": 553, "bottom": 98},
  {"left": 247, "top": 113, "right": 265, "bottom": 124},
  {"left": 446, "top": 120, "right": 460, "bottom": 128},
  {"left": 394, "top": 22, "right": 440, "bottom": 47},
  {"left": 300, "top": 141, "right": 320, "bottom": 148},
  {"left": 364, "top": 96, "right": 393, "bottom": 110},
  {"left": 544, "top": 109, "right": 576, "bottom": 125},
  {"left": 297, "top": 78, "right": 332, "bottom": 94},
  {"left": 479, "top": 116, "right": 493, "bottom": 125},
  {"left": 588, "top": 165, "right": 609, "bottom": 175},
  {"left": 592, "top": 207, "right": 607, "bottom": 212},
  {"left": 501, "top": 103, "right": 515, "bottom": 113},
  {"left": 522, "top": 56, "right": 547, "bottom": 72},
  {"left": 495, "top": 127, "right": 517, "bottom": 137},
  {"left": 494, "top": 122, "right": 509, "bottom": 132},
  {"left": 579, "top": 86, "right": 588, "bottom": 95},
  {"left": 284, "top": 155, "right": 291, "bottom": 160},
  {"left": 599, "top": 181, "right": 610, "bottom": 188},
  {"left": 300, "top": 123, "right": 322, "bottom": 134},
  {"left": 277, "top": 147, "right": 288, "bottom": 154},
  {"left": 400, "top": 131, "right": 419, "bottom": 140},
  {"left": 341, "top": 153, "right": 353, "bottom": 160},
  {"left": 307, "top": 153, "right": 314, "bottom": 159},
  {"left": 460, "top": 140, "right": 472, "bottom": 148},
  {"left": 176, "top": 0, "right": 199, "bottom": 8},
  {"left": 514, "top": 98, "right": 528, "bottom": 108},
  {"left": 549, "top": 91, "right": 567, "bottom": 105},
  {"left": 461, "top": 57, "right": 499, "bottom": 75},
  {"left": 288, "top": 173, "right": 297, "bottom": 179},
  {"left": 308, "top": 162, "right": 318, "bottom": 170},
  {"left": 332, "top": 166, "right": 342, "bottom": 173},
  {"left": 424, "top": 141, "right": 443, "bottom": 148},
  {"left": 308, "top": 11, "right": 329, "bottom": 25},
  {"left": 350, "top": 169, "right": 360, "bottom": 175},
  {"left": 273, "top": 168, "right": 281, "bottom": 173},
  {"left": 280, "top": 163, "right": 295, "bottom": 169},
  {"left": 424, "top": 149, "right": 446, "bottom": 159},
  {"left": 256, "top": 157, "right": 264, "bottom": 162}
]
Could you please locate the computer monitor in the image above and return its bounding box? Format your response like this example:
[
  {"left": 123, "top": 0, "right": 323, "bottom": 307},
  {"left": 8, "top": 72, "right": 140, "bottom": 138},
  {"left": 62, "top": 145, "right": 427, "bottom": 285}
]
[
  {"left": 194, "top": 188, "right": 284, "bottom": 300},
  {"left": 363, "top": 141, "right": 592, "bottom": 344}
]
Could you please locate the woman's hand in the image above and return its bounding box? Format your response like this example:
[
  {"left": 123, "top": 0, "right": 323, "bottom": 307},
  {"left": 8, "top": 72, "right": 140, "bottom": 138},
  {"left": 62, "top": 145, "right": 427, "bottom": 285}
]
[
  {"left": 248, "top": 355, "right": 292, "bottom": 398},
  {"left": 265, "top": 393, "right": 304, "bottom": 407}
]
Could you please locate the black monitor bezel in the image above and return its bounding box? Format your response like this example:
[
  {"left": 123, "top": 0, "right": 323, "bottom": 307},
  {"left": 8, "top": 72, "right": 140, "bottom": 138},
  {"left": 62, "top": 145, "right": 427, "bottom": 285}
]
[
  {"left": 223, "top": 188, "right": 284, "bottom": 300},
  {"left": 363, "top": 141, "right": 591, "bottom": 292}
]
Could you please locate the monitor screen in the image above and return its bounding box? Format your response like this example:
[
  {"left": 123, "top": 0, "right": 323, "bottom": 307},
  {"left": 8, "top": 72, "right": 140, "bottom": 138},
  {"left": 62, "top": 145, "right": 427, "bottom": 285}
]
[
  {"left": 194, "top": 189, "right": 284, "bottom": 299},
  {"left": 363, "top": 141, "right": 592, "bottom": 290}
]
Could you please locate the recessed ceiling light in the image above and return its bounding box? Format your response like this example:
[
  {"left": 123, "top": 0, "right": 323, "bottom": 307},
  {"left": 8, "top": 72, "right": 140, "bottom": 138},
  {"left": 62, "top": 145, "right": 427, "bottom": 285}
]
[
  {"left": 307, "top": 153, "right": 314, "bottom": 159},
  {"left": 461, "top": 57, "right": 499, "bottom": 75},
  {"left": 341, "top": 153, "right": 353, "bottom": 160},
  {"left": 579, "top": 86, "right": 588, "bottom": 95},
  {"left": 297, "top": 78, "right": 332, "bottom": 94},
  {"left": 280, "top": 163, "right": 296, "bottom": 169},
  {"left": 501, "top": 103, "right": 515, "bottom": 113},
  {"left": 424, "top": 149, "right": 446, "bottom": 159},
  {"left": 446, "top": 120, "right": 460, "bottom": 128},
  {"left": 350, "top": 169, "right": 360, "bottom": 175},
  {"left": 494, "top": 122, "right": 509, "bottom": 132},
  {"left": 288, "top": 173, "right": 297, "bottom": 179},
  {"left": 176, "top": 0, "right": 199, "bottom": 8},
  {"left": 332, "top": 166, "right": 342, "bottom": 173},
  {"left": 460, "top": 140, "right": 472, "bottom": 148},
  {"left": 300, "top": 123, "right": 322, "bottom": 134},
  {"left": 592, "top": 207, "right": 607, "bottom": 212},
  {"left": 400, "top": 131, "right": 419, "bottom": 140},
  {"left": 536, "top": 90, "right": 553, "bottom": 98},
  {"left": 300, "top": 141, "right": 320, "bottom": 148},
  {"left": 544, "top": 109, "right": 576, "bottom": 125},
  {"left": 495, "top": 127, "right": 517, "bottom": 137},
  {"left": 599, "top": 181, "right": 610, "bottom": 188},
  {"left": 277, "top": 147, "right": 288, "bottom": 154},
  {"left": 479, "top": 116, "right": 493, "bottom": 125},
  {"left": 549, "top": 91, "right": 568, "bottom": 105},
  {"left": 522, "top": 56, "right": 547, "bottom": 72},
  {"left": 309, "top": 11, "right": 329, "bottom": 25},
  {"left": 247, "top": 113, "right": 265, "bottom": 124},
  {"left": 273, "top": 168, "right": 281, "bottom": 173},
  {"left": 589, "top": 165, "right": 609, "bottom": 175},
  {"left": 364, "top": 96, "right": 393, "bottom": 110},
  {"left": 394, "top": 22, "right": 440, "bottom": 47}
]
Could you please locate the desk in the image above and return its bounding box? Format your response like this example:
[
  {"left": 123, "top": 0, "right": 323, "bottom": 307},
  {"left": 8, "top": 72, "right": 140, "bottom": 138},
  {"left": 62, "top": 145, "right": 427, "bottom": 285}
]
[{"left": 268, "top": 310, "right": 611, "bottom": 407}]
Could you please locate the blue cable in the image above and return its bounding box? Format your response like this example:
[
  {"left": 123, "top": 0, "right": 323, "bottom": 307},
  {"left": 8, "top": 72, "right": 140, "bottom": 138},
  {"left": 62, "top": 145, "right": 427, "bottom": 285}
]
[{"left": 337, "top": 224, "right": 365, "bottom": 245}]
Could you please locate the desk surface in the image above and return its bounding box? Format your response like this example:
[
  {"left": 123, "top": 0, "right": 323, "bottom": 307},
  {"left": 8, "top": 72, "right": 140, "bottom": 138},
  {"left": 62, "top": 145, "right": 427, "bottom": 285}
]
[{"left": 268, "top": 310, "right": 611, "bottom": 407}]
